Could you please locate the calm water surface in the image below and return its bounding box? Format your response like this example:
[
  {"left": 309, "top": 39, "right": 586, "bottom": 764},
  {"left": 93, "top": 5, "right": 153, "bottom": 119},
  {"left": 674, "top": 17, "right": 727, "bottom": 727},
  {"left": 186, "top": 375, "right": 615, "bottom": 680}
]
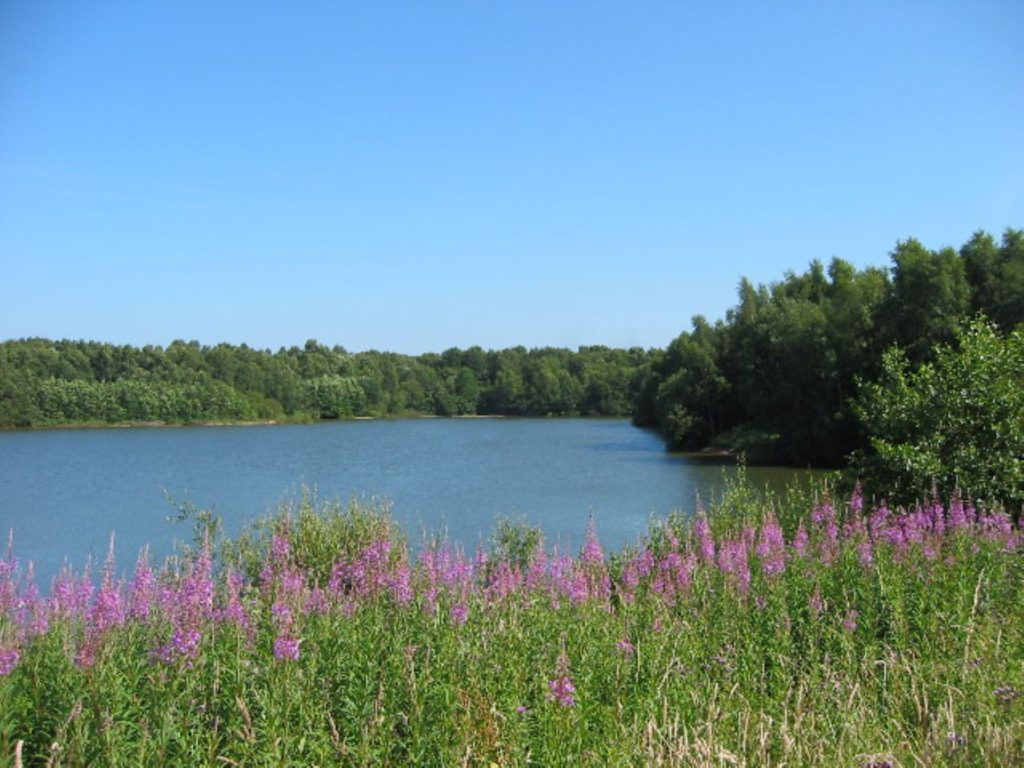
[{"left": 0, "top": 419, "right": 818, "bottom": 585}]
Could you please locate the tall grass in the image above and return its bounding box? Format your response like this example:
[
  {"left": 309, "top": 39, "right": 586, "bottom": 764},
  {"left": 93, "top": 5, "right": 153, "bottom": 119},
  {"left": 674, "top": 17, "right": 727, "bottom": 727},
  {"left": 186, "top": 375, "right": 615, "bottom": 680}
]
[{"left": 1, "top": 483, "right": 1021, "bottom": 766}]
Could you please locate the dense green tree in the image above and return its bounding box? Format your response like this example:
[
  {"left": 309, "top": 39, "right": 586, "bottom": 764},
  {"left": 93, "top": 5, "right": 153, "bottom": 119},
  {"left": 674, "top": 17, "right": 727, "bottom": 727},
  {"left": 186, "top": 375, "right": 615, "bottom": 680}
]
[
  {"left": 652, "top": 318, "right": 728, "bottom": 450},
  {"left": 853, "top": 319, "right": 1024, "bottom": 511},
  {"left": 962, "top": 230, "right": 1002, "bottom": 320},
  {"left": 966, "top": 228, "right": 1024, "bottom": 331},
  {"left": 303, "top": 376, "right": 366, "bottom": 419},
  {"left": 639, "top": 228, "right": 1020, "bottom": 468},
  {"left": 523, "top": 354, "right": 581, "bottom": 415},
  {"left": 996, "top": 228, "right": 1024, "bottom": 330},
  {"left": 0, "top": 337, "right": 655, "bottom": 426},
  {"left": 482, "top": 351, "right": 528, "bottom": 414},
  {"left": 884, "top": 239, "right": 971, "bottom": 362},
  {"left": 452, "top": 368, "right": 480, "bottom": 414}
]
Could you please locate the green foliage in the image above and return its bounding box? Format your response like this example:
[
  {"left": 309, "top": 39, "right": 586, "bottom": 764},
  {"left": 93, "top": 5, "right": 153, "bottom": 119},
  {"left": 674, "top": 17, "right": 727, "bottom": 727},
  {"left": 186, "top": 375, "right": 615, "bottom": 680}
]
[
  {"left": 0, "top": 339, "right": 655, "bottom": 427},
  {"left": 854, "top": 319, "right": 1024, "bottom": 510},
  {"left": 303, "top": 375, "right": 366, "bottom": 419},
  {"left": 489, "top": 516, "right": 543, "bottom": 570},
  {"left": 223, "top": 492, "right": 399, "bottom": 584},
  {"left": 884, "top": 238, "right": 971, "bottom": 363},
  {"left": 653, "top": 317, "right": 728, "bottom": 450},
  {"left": 640, "top": 228, "right": 1023, "bottom": 472},
  {"left": 641, "top": 257, "right": 891, "bottom": 465},
  {"left": 963, "top": 228, "right": 1024, "bottom": 332}
]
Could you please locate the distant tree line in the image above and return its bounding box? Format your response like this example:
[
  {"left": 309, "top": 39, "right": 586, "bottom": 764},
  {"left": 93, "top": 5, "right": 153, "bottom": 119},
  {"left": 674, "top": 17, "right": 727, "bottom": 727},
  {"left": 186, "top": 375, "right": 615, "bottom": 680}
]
[
  {"left": 2, "top": 228, "right": 1021, "bottom": 507},
  {"left": 634, "top": 228, "right": 1024, "bottom": 469},
  {"left": 0, "top": 339, "right": 651, "bottom": 426}
]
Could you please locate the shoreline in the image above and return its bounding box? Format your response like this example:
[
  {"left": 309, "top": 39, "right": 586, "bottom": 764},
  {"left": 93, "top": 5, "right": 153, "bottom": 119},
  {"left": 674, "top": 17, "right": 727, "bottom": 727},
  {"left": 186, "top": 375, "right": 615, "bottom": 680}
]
[
  {"left": 0, "top": 413, "right": 517, "bottom": 433},
  {"left": 0, "top": 418, "right": 288, "bottom": 433}
]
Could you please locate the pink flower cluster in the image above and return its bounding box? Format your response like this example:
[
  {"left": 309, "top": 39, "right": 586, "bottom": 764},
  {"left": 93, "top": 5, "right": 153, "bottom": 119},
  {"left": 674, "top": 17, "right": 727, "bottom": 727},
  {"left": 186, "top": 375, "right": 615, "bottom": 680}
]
[{"left": 0, "top": 488, "right": 1019, "bottom": 679}]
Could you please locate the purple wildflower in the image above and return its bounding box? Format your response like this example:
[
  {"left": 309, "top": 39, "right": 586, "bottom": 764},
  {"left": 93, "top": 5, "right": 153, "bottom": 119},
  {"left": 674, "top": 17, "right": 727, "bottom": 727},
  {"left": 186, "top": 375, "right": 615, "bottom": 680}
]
[
  {"left": 565, "top": 569, "right": 590, "bottom": 605},
  {"left": 550, "top": 553, "right": 586, "bottom": 604},
  {"left": 15, "top": 564, "right": 48, "bottom": 638},
  {"left": 151, "top": 542, "right": 213, "bottom": 665},
  {"left": 75, "top": 566, "right": 95, "bottom": 618},
  {"left": 695, "top": 513, "right": 715, "bottom": 565},
  {"left": 842, "top": 608, "right": 859, "bottom": 633},
  {"left": 843, "top": 511, "right": 868, "bottom": 542},
  {"left": 652, "top": 548, "right": 696, "bottom": 605},
  {"left": 221, "top": 567, "right": 252, "bottom": 634},
  {"left": 811, "top": 499, "right": 839, "bottom": 564},
  {"left": 91, "top": 539, "right": 125, "bottom": 634},
  {"left": 581, "top": 517, "right": 605, "bottom": 566},
  {"left": 273, "top": 635, "right": 301, "bottom": 661},
  {"left": 929, "top": 495, "right": 946, "bottom": 537},
  {"left": 547, "top": 649, "right": 577, "bottom": 706},
  {"left": 622, "top": 548, "right": 654, "bottom": 591},
  {"left": 171, "top": 627, "right": 202, "bottom": 657},
  {"left": 792, "top": 523, "right": 809, "bottom": 558},
  {"left": 948, "top": 492, "right": 967, "bottom": 529},
  {"left": 88, "top": 580, "right": 124, "bottom": 636},
  {"left": 547, "top": 675, "right": 576, "bottom": 707},
  {"left": 74, "top": 538, "right": 126, "bottom": 668},
  {"left": 485, "top": 560, "right": 521, "bottom": 603},
  {"left": 979, "top": 510, "right": 1013, "bottom": 544},
  {"left": 808, "top": 585, "right": 824, "bottom": 617},
  {"left": 280, "top": 566, "right": 305, "bottom": 597},
  {"left": 756, "top": 514, "right": 786, "bottom": 577},
  {"left": 902, "top": 506, "right": 927, "bottom": 546},
  {"left": 717, "top": 538, "right": 751, "bottom": 596},
  {"left": 49, "top": 564, "right": 77, "bottom": 617},
  {"left": 524, "top": 542, "right": 548, "bottom": 592},
  {"left": 473, "top": 543, "right": 488, "bottom": 573},
  {"left": 964, "top": 500, "right": 978, "bottom": 526},
  {"left": 868, "top": 501, "right": 891, "bottom": 541},
  {"left": 271, "top": 600, "right": 292, "bottom": 624},
  {"left": 127, "top": 547, "right": 156, "bottom": 621},
  {"left": 305, "top": 586, "right": 329, "bottom": 615},
  {"left": 0, "top": 646, "right": 20, "bottom": 676},
  {"left": 849, "top": 484, "right": 863, "bottom": 514},
  {"left": 858, "top": 538, "right": 874, "bottom": 567},
  {"left": 270, "top": 532, "right": 291, "bottom": 566},
  {"left": 616, "top": 639, "right": 636, "bottom": 658},
  {"left": 0, "top": 533, "right": 17, "bottom": 615},
  {"left": 810, "top": 500, "right": 833, "bottom": 526}
]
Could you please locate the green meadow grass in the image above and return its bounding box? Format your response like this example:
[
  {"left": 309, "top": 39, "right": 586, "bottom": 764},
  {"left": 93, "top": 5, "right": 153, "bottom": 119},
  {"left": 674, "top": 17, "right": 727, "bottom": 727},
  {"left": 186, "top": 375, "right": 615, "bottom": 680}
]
[{"left": 1, "top": 482, "right": 1021, "bottom": 766}]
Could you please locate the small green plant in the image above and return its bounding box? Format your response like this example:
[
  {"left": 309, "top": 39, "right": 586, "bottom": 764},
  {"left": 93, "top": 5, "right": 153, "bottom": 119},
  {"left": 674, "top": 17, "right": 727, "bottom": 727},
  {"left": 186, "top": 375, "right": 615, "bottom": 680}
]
[{"left": 490, "top": 516, "right": 542, "bottom": 570}]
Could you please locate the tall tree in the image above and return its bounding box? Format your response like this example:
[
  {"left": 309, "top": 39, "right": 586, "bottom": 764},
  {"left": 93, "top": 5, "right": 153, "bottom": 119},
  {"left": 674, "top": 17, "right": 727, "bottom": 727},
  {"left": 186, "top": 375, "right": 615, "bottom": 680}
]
[{"left": 885, "top": 239, "right": 970, "bottom": 362}]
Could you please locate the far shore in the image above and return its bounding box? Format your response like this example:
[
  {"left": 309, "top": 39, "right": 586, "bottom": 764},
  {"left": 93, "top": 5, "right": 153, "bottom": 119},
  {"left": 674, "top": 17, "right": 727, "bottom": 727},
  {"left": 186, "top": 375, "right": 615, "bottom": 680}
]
[{"left": 0, "top": 413, "right": 515, "bottom": 432}]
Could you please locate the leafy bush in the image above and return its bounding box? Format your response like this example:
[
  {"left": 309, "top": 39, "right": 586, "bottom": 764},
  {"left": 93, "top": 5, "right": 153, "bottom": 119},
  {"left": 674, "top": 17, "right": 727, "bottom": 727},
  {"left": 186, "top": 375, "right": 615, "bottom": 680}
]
[{"left": 854, "top": 319, "right": 1024, "bottom": 511}]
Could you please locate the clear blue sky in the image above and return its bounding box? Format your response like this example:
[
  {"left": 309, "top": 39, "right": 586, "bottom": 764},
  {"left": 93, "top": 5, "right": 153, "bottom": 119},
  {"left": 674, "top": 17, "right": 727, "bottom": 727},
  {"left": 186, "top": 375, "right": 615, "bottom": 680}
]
[{"left": 1, "top": 1, "right": 1021, "bottom": 354}]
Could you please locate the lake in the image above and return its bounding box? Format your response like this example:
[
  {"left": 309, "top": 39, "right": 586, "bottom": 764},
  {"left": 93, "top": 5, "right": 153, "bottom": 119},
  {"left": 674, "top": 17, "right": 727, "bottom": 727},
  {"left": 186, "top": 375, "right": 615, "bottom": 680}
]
[{"left": 0, "top": 418, "right": 819, "bottom": 586}]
